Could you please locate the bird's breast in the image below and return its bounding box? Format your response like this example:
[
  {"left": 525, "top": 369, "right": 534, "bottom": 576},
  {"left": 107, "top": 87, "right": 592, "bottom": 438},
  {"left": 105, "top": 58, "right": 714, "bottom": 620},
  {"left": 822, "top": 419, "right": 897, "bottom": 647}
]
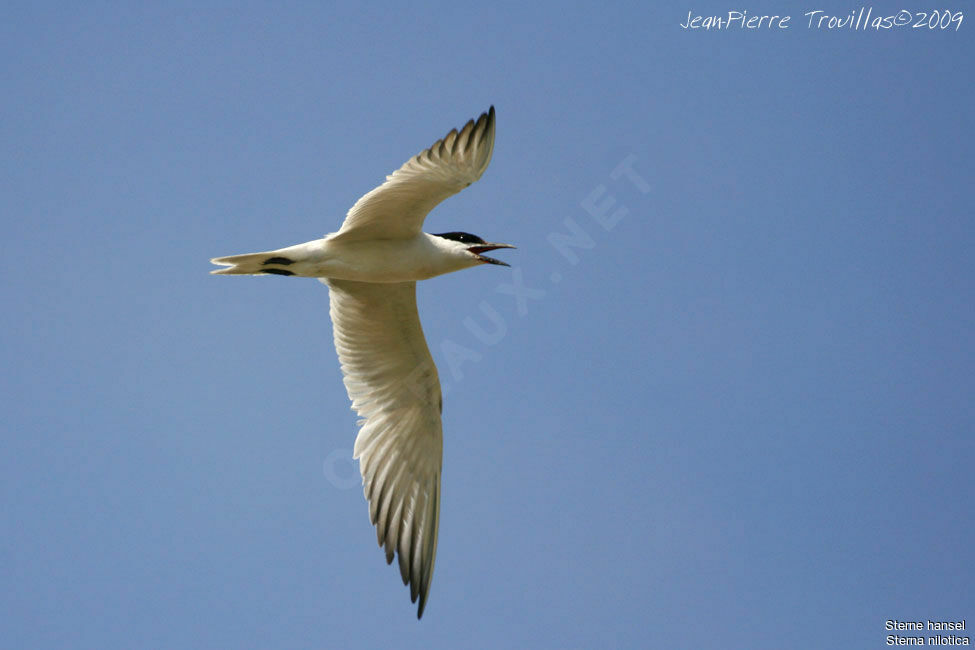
[{"left": 303, "top": 236, "right": 457, "bottom": 282}]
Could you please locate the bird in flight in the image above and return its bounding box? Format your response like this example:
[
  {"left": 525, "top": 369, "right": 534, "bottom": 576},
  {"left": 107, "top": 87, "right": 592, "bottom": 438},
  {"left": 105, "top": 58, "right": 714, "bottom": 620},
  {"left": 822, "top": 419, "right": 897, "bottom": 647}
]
[{"left": 211, "top": 107, "right": 511, "bottom": 618}]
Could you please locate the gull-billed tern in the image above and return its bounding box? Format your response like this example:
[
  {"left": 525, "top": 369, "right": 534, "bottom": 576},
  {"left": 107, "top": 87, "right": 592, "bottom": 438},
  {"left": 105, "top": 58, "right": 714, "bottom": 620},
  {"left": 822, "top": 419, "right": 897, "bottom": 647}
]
[{"left": 211, "top": 107, "right": 511, "bottom": 618}]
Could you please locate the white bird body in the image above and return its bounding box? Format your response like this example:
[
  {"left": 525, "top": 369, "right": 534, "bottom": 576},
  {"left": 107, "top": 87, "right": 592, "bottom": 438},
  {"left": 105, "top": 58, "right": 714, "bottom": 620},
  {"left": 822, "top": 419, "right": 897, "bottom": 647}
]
[
  {"left": 211, "top": 107, "right": 509, "bottom": 618},
  {"left": 213, "top": 231, "right": 489, "bottom": 283}
]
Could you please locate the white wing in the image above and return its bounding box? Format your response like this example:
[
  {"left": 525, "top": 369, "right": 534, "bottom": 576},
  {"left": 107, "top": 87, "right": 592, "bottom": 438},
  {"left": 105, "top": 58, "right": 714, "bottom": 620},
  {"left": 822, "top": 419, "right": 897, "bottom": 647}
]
[
  {"left": 330, "top": 106, "right": 496, "bottom": 242},
  {"left": 325, "top": 278, "right": 443, "bottom": 618}
]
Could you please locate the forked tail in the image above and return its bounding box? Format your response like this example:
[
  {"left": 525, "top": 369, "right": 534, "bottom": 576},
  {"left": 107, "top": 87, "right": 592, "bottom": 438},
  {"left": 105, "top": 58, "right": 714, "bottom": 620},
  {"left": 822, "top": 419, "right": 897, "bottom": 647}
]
[{"left": 210, "top": 251, "right": 297, "bottom": 276}]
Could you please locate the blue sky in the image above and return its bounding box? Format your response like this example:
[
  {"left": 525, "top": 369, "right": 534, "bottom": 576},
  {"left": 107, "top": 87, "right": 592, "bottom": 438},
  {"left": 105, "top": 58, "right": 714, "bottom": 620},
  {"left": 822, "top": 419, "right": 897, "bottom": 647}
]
[{"left": 2, "top": 2, "right": 973, "bottom": 648}]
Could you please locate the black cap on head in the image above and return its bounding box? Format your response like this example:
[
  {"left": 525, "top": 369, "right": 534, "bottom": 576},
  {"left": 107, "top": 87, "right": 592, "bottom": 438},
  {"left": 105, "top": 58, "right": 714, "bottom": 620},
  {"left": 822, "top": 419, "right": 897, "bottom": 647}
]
[{"left": 432, "top": 231, "right": 486, "bottom": 245}]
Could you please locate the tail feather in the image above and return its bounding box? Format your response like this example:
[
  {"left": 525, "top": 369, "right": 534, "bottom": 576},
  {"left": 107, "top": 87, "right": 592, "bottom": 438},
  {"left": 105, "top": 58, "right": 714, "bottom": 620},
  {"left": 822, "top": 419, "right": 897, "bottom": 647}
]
[
  {"left": 210, "top": 251, "right": 289, "bottom": 275},
  {"left": 212, "top": 240, "right": 318, "bottom": 276}
]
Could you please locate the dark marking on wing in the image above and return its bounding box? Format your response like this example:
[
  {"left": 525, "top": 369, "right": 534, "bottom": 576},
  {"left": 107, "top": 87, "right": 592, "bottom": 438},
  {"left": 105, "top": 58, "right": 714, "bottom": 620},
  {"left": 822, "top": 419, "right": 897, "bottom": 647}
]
[
  {"left": 263, "top": 256, "right": 294, "bottom": 265},
  {"left": 261, "top": 268, "right": 295, "bottom": 276}
]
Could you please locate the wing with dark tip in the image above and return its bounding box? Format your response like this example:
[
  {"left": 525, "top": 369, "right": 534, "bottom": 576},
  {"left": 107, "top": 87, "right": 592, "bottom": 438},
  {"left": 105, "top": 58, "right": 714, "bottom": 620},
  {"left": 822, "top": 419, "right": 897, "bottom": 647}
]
[
  {"left": 324, "top": 278, "right": 443, "bottom": 618},
  {"left": 330, "top": 107, "right": 496, "bottom": 242}
]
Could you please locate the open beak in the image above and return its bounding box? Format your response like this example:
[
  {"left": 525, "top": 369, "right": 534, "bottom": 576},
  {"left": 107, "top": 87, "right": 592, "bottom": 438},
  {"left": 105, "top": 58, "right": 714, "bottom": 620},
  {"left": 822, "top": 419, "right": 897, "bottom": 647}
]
[{"left": 468, "top": 243, "right": 516, "bottom": 267}]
